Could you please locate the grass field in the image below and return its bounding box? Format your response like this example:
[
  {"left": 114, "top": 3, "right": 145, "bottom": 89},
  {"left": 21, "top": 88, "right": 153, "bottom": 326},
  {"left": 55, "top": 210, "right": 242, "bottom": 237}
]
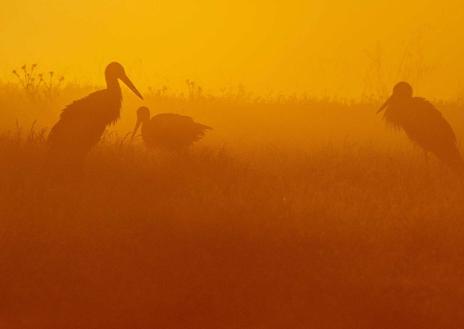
[{"left": 1, "top": 81, "right": 464, "bottom": 328}]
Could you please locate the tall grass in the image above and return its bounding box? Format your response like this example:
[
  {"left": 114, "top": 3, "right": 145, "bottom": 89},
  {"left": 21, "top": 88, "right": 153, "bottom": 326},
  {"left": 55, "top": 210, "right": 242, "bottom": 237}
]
[{"left": 1, "top": 81, "right": 464, "bottom": 328}]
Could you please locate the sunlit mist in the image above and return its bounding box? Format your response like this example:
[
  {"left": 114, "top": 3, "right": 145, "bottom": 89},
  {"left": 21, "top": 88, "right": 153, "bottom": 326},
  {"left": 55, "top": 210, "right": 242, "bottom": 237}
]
[
  {"left": 2, "top": 0, "right": 464, "bottom": 98},
  {"left": 2, "top": 2, "right": 464, "bottom": 329}
]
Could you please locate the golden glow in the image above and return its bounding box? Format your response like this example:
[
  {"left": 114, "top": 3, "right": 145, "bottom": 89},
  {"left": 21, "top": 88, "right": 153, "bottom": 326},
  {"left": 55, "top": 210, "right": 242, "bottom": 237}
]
[
  {"left": 3, "top": 3, "right": 464, "bottom": 327},
  {"left": 2, "top": 0, "right": 464, "bottom": 97}
]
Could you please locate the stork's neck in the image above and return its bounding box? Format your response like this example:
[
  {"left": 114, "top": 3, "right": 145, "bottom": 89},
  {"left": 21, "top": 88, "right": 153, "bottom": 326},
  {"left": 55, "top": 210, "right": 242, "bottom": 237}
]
[{"left": 105, "top": 75, "right": 122, "bottom": 100}]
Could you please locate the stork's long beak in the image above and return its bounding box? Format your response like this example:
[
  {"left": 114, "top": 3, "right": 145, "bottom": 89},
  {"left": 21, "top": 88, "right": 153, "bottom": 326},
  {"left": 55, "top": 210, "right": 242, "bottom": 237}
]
[
  {"left": 131, "top": 119, "right": 142, "bottom": 142},
  {"left": 377, "top": 96, "right": 392, "bottom": 114},
  {"left": 121, "top": 74, "right": 144, "bottom": 100}
]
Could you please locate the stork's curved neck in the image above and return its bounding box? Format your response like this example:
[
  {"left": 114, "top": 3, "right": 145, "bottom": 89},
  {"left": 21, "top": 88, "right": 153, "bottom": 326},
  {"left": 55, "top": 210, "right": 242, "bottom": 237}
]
[{"left": 105, "top": 74, "right": 122, "bottom": 100}]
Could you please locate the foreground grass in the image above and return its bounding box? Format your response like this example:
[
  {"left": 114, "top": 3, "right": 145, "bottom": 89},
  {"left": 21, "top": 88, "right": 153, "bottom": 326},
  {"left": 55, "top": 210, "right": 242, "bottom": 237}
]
[{"left": 1, "top": 131, "right": 464, "bottom": 329}]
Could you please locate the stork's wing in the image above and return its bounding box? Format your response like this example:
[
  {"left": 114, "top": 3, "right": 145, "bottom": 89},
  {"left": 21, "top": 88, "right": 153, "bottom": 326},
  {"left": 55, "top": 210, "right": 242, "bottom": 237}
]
[
  {"left": 401, "top": 98, "right": 464, "bottom": 168},
  {"left": 47, "top": 90, "right": 111, "bottom": 153},
  {"left": 404, "top": 98, "right": 457, "bottom": 146},
  {"left": 144, "top": 113, "right": 210, "bottom": 149},
  {"left": 151, "top": 113, "right": 209, "bottom": 132},
  {"left": 151, "top": 113, "right": 195, "bottom": 124}
]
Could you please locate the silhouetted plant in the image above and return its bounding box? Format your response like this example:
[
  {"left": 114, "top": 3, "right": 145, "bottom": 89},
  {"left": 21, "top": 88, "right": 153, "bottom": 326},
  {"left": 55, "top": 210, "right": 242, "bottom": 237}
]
[
  {"left": 186, "top": 79, "right": 203, "bottom": 99},
  {"left": 12, "top": 64, "right": 65, "bottom": 101},
  {"left": 148, "top": 85, "right": 169, "bottom": 99},
  {"left": 362, "top": 34, "right": 433, "bottom": 101}
]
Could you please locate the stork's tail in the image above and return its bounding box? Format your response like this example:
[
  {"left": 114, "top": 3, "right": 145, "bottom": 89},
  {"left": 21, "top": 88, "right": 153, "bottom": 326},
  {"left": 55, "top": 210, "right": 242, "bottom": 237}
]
[{"left": 198, "top": 123, "right": 212, "bottom": 130}]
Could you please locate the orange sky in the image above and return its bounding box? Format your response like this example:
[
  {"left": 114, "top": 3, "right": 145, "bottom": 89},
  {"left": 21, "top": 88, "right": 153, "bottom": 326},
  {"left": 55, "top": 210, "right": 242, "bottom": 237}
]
[{"left": 1, "top": 0, "right": 464, "bottom": 98}]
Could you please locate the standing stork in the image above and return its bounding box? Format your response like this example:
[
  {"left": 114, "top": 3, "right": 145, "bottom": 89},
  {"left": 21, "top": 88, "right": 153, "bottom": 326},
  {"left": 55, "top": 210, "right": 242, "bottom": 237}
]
[
  {"left": 378, "top": 82, "right": 464, "bottom": 172},
  {"left": 131, "top": 106, "right": 211, "bottom": 151},
  {"left": 47, "top": 62, "right": 143, "bottom": 168}
]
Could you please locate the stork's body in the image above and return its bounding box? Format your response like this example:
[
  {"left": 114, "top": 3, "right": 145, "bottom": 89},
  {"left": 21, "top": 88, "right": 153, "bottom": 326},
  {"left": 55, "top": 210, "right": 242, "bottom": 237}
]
[
  {"left": 379, "top": 82, "right": 463, "bottom": 172},
  {"left": 132, "top": 107, "right": 211, "bottom": 151},
  {"left": 47, "top": 62, "right": 142, "bottom": 166}
]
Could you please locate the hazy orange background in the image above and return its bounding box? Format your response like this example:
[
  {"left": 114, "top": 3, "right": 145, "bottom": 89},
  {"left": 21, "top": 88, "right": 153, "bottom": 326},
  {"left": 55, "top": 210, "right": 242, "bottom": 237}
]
[{"left": 1, "top": 0, "right": 464, "bottom": 98}]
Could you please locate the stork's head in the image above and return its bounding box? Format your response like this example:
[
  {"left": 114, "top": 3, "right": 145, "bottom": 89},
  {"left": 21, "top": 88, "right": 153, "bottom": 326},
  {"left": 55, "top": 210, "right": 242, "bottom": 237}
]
[
  {"left": 136, "top": 106, "right": 151, "bottom": 122},
  {"left": 105, "top": 62, "right": 143, "bottom": 100},
  {"left": 131, "top": 106, "right": 151, "bottom": 142},
  {"left": 392, "top": 82, "right": 413, "bottom": 99},
  {"left": 378, "top": 82, "right": 413, "bottom": 114}
]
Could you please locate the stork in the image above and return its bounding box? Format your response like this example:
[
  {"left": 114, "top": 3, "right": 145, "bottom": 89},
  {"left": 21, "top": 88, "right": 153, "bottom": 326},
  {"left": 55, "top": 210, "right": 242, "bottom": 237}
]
[
  {"left": 131, "top": 106, "right": 211, "bottom": 151},
  {"left": 378, "top": 82, "right": 464, "bottom": 172},
  {"left": 47, "top": 62, "right": 143, "bottom": 168}
]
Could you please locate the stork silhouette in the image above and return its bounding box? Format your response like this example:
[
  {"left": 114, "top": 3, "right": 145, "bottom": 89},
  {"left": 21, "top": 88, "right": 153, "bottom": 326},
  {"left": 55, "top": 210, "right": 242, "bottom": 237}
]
[
  {"left": 131, "top": 106, "right": 211, "bottom": 151},
  {"left": 378, "top": 82, "right": 464, "bottom": 172},
  {"left": 47, "top": 62, "right": 143, "bottom": 169}
]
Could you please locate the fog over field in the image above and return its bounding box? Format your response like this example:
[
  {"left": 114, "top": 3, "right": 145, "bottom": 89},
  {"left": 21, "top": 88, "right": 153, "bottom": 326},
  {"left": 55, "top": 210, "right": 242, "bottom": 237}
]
[{"left": 1, "top": 1, "right": 464, "bottom": 328}]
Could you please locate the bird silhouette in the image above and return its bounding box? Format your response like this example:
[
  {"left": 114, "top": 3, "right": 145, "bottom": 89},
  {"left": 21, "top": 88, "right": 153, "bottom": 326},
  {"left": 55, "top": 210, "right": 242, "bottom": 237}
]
[
  {"left": 378, "top": 82, "right": 464, "bottom": 172},
  {"left": 47, "top": 62, "right": 143, "bottom": 169},
  {"left": 131, "top": 106, "right": 211, "bottom": 151}
]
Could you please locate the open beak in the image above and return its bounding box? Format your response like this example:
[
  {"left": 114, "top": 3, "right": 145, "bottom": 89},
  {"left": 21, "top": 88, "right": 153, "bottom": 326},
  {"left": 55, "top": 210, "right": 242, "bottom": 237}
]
[
  {"left": 120, "top": 74, "right": 144, "bottom": 100},
  {"left": 131, "top": 119, "right": 142, "bottom": 142},
  {"left": 377, "top": 96, "right": 392, "bottom": 114}
]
